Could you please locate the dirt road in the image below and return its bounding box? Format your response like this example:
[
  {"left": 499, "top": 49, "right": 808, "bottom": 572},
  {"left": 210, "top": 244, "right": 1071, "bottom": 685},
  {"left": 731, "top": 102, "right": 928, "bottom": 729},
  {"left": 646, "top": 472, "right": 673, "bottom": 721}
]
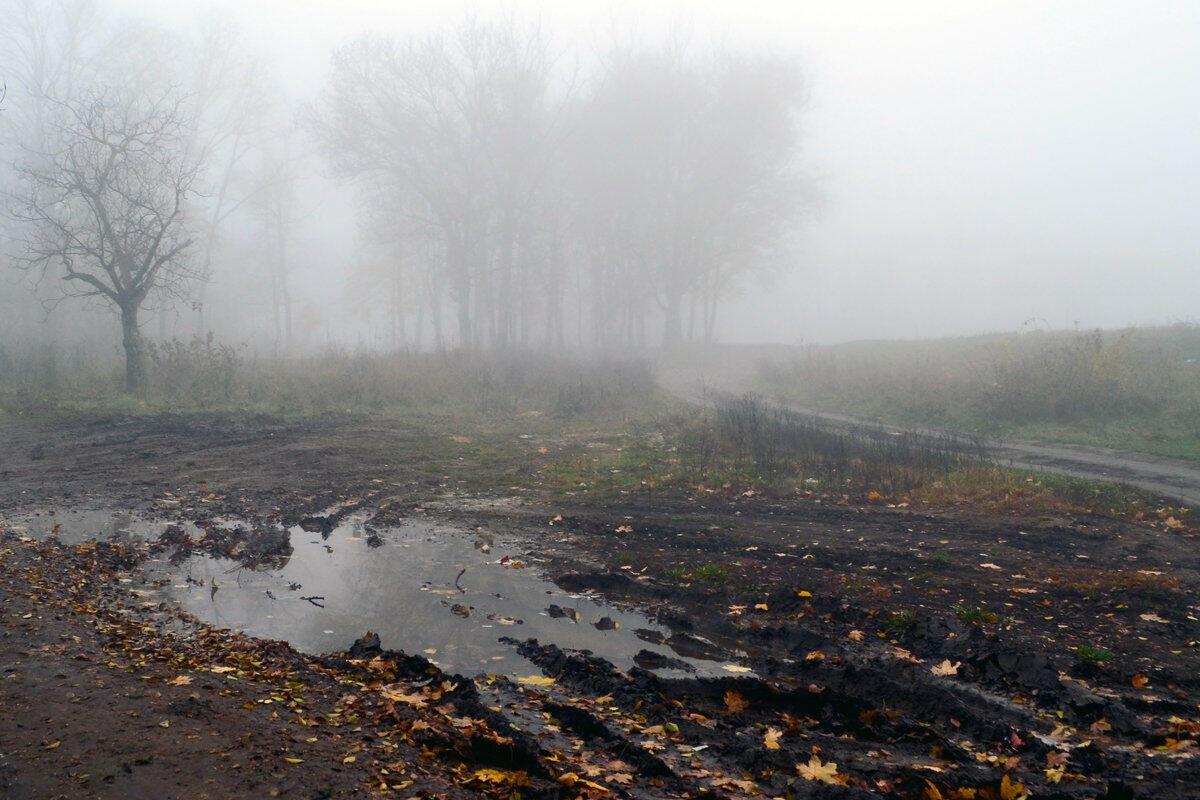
[{"left": 660, "top": 353, "right": 1200, "bottom": 509}]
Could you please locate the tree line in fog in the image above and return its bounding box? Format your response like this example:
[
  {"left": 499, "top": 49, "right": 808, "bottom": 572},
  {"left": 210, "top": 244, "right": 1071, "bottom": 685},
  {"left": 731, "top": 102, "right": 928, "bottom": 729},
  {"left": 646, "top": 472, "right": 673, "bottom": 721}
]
[{"left": 0, "top": 1, "right": 807, "bottom": 387}]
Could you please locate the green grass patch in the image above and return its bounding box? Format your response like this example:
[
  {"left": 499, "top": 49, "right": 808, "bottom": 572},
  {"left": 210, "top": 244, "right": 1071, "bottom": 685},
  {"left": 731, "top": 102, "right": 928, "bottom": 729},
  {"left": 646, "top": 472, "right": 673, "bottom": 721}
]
[
  {"left": 1074, "top": 643, "right": 1114, "bottom": 664},
  {"left": 665, "top": 562, "right": 730, "bottom": 584}
]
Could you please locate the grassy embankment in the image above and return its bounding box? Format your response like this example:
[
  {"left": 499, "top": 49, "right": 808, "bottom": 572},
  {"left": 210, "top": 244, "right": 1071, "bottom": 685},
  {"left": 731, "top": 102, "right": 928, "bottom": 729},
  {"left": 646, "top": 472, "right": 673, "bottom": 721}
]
[{"left": 753, "top": 324, "right": 1200, "bottom": 463}]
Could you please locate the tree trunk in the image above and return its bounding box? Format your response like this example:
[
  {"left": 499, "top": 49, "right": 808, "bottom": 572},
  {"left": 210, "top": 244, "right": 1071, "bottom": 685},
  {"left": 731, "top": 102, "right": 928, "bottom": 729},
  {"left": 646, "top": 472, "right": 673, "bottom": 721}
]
[
  {"left": 120, "top": 304, "right": 146, "bottom": 394},
  {"left": 662, "top": 292, "right": 683, "bottom": 347}
]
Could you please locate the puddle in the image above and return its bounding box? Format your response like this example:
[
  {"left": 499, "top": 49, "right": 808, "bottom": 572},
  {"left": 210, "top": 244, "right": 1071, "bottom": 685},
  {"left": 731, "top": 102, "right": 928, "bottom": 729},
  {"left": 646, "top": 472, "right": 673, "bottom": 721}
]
[
  {"left": 144, "top": 513, "right": 737, "bottom": 678},
  {"left": 0, "top": 507, "right": 184, "bottom": 545}
]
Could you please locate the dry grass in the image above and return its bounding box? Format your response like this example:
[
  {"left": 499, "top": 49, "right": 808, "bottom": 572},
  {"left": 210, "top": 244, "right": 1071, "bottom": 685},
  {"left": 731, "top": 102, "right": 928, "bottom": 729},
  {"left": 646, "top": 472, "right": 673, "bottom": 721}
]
[
  {"left": 0, "top": 338, "right": 656, "bottom": 417},
  {"left": 756, "top": 325, "right": 1200, "bottom": 461}
]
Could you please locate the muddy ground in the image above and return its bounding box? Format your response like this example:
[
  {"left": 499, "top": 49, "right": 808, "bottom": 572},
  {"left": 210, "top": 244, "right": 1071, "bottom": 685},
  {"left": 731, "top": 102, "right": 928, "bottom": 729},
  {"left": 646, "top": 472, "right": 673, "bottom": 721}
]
[{"left": 1, "top": 411, "right": 1198, "bottom": 799}]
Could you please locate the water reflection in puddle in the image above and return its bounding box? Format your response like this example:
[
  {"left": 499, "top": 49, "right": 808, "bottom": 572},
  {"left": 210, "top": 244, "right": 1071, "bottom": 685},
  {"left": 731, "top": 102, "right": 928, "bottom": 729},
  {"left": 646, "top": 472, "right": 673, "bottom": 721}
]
[
  {"left": 0, "top": 507, "right": 183, "bottom": 545},
  {"left": 147, "top": 514, "right": 734, "bottom": 678}
]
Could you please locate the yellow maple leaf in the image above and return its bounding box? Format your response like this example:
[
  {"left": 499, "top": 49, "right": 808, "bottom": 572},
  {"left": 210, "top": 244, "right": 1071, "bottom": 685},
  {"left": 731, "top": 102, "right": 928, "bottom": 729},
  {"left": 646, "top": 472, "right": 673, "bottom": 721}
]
[
  {"left": 724, "top": 690, "right": 749, "bottom": 714},
  {"left": 1000, "top": 774, "right": 1028, "bottom": 800},
  {"left": 764, "top": 727, "right": 783, "bottom": 750},
  {"left": 796, "top": 756, "right": 842, "bottom": 785},
  {"left": 473, "top": 768, "right": 528, "bottom": 786}
]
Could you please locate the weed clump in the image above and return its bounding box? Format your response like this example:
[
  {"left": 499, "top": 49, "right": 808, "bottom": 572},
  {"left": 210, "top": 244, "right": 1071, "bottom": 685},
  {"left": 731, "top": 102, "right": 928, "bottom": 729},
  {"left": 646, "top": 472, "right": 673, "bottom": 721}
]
[
  {"left": 884, "top": 610, "right": 918, "bottom": 638},
  {"left": 1074, "top": 644, "right": 1113, "bottom": 665},
  {"left": 954, "top": 605, "right": 999, "bottom": 626}
]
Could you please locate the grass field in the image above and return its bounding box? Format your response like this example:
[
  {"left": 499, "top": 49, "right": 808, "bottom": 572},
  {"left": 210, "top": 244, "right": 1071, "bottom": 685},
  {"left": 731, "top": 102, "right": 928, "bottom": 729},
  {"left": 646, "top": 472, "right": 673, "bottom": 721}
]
[
  {"left": 754, "top": 324, "right": 1200, "bottom": 462},
  {"left": 1, "top": 337, "right": 1191, "bottom": 524}
]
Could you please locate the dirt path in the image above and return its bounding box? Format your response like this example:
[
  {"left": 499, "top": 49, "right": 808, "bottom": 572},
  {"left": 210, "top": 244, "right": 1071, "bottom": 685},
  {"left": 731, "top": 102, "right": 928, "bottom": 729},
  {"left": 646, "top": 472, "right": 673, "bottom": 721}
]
[{"left": 660, "top": 356, "right": 1200, "bottom": 509}]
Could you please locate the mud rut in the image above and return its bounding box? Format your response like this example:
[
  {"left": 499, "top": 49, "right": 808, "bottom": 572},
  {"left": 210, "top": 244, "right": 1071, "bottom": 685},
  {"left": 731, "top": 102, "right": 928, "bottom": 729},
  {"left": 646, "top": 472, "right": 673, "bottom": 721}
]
[
  {"left": 133, "top": 500, "right": 1198, "bottom": 799},
  {"left": 2, "top": 411, "right": 1197, "bottom": 798}
]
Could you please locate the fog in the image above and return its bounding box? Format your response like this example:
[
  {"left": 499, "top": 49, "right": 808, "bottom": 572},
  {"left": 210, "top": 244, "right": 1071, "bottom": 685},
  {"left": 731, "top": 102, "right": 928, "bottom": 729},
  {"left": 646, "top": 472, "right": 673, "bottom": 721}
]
[{"left": 2, "top": 0, "right": 1197, "bottom": 367}]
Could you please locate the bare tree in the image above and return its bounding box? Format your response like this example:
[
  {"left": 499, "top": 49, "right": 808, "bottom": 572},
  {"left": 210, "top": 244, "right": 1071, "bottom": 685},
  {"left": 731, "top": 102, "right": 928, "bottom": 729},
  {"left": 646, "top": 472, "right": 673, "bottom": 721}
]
[
  {"left": 184, "top": 16, "right": 269, "bottom": 337},
  {"left": 312, "top": 19, "right": 565, "bottom": 351},
  {"left": 573, "top": 42, "right": 806, "bottom": 346},
  {"left": 251, "top": 129, "right": 303, "bottom": 354},
  {"left": 10, "top": 87, "right": 202, "bottom": 390},
  {"left": 311, "top": 20, "right": 806, "bottom": 353}
]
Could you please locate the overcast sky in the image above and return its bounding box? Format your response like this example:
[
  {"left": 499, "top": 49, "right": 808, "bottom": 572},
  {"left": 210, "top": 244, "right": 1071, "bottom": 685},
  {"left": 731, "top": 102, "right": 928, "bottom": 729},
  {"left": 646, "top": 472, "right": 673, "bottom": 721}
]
[{"left": 111, "top": 0, "right": 1200, "bottom": 344}]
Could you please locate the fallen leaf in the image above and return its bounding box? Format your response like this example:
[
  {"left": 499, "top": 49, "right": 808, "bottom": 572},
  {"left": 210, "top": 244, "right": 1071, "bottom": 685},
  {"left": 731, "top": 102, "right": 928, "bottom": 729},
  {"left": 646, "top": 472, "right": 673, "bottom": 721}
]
[
  {"left": 723, "top": 690, "right": 749, "bottom": 714},
  {"left": 999, "top": 774, "right": 1028, "bottom": 800},
  {"left": 796, "top": 755, "right": 843, "bottom": 785},
  {"left": 763, "top": 727, "right": 783, "bottom": 750},
  {"left": 473, "top": 768, "right": 528, "bottom": 786},
  {"left": 1131, "top": 673, "right": 1149, "bottom": 689},
  {"left": 931, "top": 660, "right": 961, "bottom": 677},
  {"left": 516, "top": 674, "right": 556, "bottom": 687}
]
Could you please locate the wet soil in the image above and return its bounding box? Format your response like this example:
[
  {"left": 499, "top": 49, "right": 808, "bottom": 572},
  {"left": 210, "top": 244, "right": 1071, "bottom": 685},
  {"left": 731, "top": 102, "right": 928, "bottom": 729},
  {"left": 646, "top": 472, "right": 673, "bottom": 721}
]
[{"left": 2, "top": 410, "right": 1199, "bottom": 798}]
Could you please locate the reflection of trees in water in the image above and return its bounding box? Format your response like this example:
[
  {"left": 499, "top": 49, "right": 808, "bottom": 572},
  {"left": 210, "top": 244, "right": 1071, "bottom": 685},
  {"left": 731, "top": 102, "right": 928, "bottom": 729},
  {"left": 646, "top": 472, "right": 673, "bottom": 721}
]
[{"left": 159, "top": 517, "right": 685, "bottom": 674}]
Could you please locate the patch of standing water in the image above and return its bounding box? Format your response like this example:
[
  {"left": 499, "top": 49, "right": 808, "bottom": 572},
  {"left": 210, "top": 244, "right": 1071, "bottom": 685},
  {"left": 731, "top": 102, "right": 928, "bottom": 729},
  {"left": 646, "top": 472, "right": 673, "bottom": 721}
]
[
  {"left": 145, "top": 513, "right": 738, "bottom": 678},
  {"left": 0, "top": 506, "right": 196, "bottom": 545}
]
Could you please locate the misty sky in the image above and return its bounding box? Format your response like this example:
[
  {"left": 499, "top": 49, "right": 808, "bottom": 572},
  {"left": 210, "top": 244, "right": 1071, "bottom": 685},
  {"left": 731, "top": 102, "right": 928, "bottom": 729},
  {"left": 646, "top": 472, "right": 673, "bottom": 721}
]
[{"left": 110, "top": 0, "right": 1200, "bottom": 344}]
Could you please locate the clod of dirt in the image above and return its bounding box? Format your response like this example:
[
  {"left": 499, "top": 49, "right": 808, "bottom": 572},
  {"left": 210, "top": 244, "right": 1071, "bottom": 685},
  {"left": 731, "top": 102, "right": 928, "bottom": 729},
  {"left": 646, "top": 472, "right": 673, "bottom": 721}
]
[
  {"left": 348, "top": 631, "right": 382, "bottom": 659},
  {"left": 299, "top": 516, "right": 335, "bottom": 539},
  {"left": 593, "top": 616, "right": 618, "bottom": 631},
  {"left": 546, "top": 604, "right": 579, "bottom": 621},
  {"left": 242, "top": 526, "right": 294, "bottom": 564},
  {"left": 556, "top": 571, "right": 658, "bottom": 598},
  {"left": 634, "top": 628, "right": 666, "bottom": 644},
  {"left": 632, "top": 649, "right": 693, "bottom": 672}
]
